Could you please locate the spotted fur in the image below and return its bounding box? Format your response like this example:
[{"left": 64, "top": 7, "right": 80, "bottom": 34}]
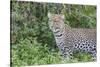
[{"left": 48, "top": 13, "right": 96, "bottom": 61}]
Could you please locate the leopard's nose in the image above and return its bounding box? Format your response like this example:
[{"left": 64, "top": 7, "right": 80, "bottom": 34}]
[{"left": 53, "top": 18, "right": 59, "bottom": 22}]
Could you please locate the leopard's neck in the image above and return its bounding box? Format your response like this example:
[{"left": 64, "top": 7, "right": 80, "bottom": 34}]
[{"left": 53, "top": 25, "right": 71, "bottom": 49}]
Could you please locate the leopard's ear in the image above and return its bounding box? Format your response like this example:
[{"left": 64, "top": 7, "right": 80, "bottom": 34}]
[{"left": 48, "top": 12, "right": 52, "bottom": 18}]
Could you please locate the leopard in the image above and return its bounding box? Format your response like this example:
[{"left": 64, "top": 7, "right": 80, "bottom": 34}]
[{"left": 48, "top": 13, "right": 97, "bottom": 61}]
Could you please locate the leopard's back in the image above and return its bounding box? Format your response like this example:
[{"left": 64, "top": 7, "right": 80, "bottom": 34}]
[
  {"left": 72, "top": 28, "right": 96, "bottom": 40},
  {"left": 65, "top": 28, "right": 96, "bottom": 50}
]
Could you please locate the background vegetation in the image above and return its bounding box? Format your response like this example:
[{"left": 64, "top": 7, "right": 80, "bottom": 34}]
[{"left": 11, "top": 1, "right": 96, "bottom": 67}]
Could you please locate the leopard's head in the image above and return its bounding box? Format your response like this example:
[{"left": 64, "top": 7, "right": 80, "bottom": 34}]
[{"left": 48, "top": 13, "right": 65, "bottom": 32}]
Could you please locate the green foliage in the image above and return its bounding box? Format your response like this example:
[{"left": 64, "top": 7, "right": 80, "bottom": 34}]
[
  {"left": 11, "top": 38, "right": 62, "bottom": 66},
  {"left": 73, "top": 51, "right": 92, "bottom": 62},
  {"left": 11, "top": 1, "right": 96, "bottom": 66},
  {"left": 63, "top": 5, "right": 96, "bottom": 28}
]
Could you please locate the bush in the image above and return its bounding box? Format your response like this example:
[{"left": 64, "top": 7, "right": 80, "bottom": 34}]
[{"left": 11, "top": 38, "right": 62, "bottom": 66}]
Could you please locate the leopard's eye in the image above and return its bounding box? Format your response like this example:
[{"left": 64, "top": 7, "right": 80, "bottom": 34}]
[
  {"left": 51, "top": 26, "right": 53, "bottom": 28},
  {"left": 49, "top": 19, "right": 52, "bottom": 21}
]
